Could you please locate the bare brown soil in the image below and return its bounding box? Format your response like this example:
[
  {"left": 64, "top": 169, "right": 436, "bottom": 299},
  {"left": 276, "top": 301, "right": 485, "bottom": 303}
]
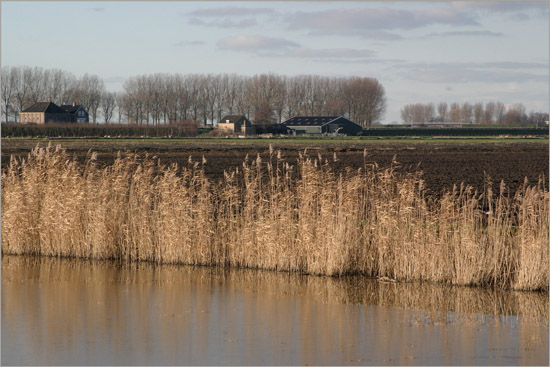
[{"left": 2, "top": 139, "right": 548, "bottom": 196}]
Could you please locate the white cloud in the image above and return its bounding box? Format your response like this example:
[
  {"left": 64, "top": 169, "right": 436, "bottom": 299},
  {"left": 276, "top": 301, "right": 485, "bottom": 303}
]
[
  {"left": 189, "top": 17, "right": 257, "bottom": 28},
  {"left": 452, "top": 1, "right": 548, "bottom": 13},
  {"left": 395, "top": 62, "right": 548, "bottom": 84},
  {"left": 484, "top": 62, "right": 548, "bottom": 70},
  {"left": 282, "top": 48, "right": 375, "bottom": 59},
  {"left": 422, "top": 30, "right": 504, "bottom": 38},
  {"left": 216, "top": 38, "right": 383, "bottom": 61},
  {"left": 172, "top": 40, "right": 206, "bottom": 47},
  {"left": 451, "top": 1, "right": 548, "bottom": 20},
  {"left": 284, "top": 7, "right": 479, "bottom": 39},
  {"left": 188, "top": 6, "right": 276, "bottom": 17},
  {"left": 217, "top": 35, "right": 299, "bottom": 52}
]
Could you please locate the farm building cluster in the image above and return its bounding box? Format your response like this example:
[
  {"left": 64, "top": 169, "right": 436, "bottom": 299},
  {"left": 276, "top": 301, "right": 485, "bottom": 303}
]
[
  {"left": 217, "top": 115, "right": 363, "bottom": 136},
  {"left": 16, "top": 100, "right": 363, "bottom": 136},
  {"left": 19, "top": 102, "right": 89, "bottom": 124}
]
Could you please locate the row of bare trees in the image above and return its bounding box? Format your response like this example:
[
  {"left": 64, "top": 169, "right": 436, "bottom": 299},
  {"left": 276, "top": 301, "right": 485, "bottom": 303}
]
[
  {"left": 401, "top": 101, "right": 548, "bottom": 125},
  {"left": 119, "top": 73, "right": 386, "bottom": 127},
  {"left": 1, "top": 66, "right": 105, "bottom": 123},
  {"left": 2, "top": 66, "right": 387, "bottom": 127}
]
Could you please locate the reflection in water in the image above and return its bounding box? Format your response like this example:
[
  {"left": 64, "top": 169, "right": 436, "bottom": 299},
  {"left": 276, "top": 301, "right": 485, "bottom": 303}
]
[{"left": 2, "top": 255, "right": 548, "bottom": 365}]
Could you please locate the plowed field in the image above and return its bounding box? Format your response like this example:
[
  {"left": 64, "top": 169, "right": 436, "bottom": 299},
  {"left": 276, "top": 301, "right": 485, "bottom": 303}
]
[{"left": 2, "top": 139, "right": 547, "bottom": 197}]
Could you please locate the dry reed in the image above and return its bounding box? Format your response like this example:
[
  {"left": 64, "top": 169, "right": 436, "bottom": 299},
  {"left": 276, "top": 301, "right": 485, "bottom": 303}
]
[{"left": 2, "top": 143, "right": 548, "bottom": 291}]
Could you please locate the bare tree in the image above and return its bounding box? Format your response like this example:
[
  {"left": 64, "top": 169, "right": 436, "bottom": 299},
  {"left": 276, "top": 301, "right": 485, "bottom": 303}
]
[
  {"left": 187, "top": 74, "right": 201, "bottom": 122},
  {"left": 342, "top": 77, "right": 386, "bottom": 127},
  {"left": 473, "top": 102, "right": 484, "bottom": 124},
  {"left": 235, "top": 77, "right": 252, "bottom": 120},
  {"left": 494, "top": 102, "right": 506, "bottom": 124},
  {"left": 528, "top": 111, "right": 549, "bottom": 127},
  {"left": 196, "top": 74, "right": 215, "bottom": 125},
  {"left": 252, "top": 102, "right": 274, "bottom": 127},
  {"left": 401, "top": 104, "right": 414, "bottom": 123},
  {"left": 114, "top": 92, "right": 124, "bottom": 123},
  {"left": 101, "top": 91, "right": 116, "bottom": 123},
  {"left": 221, "top": 74, "right": 245, "bottom": 117},
  {"left": 26, "top": 67, "right": 47, "bottom": 104},
  {"left": 285, "top": 76, "right": 306, "bottom": 120},
  {"left": 248, "top": 74, "right": 278, "bottom": 126},
  {"left": 502, "top": 103, "right": 527, "bottom": 125},
  {"left": 122, "top": 77, "right": 141, "bottom": 123},
  {"left": 325, "top": 77, "right": 346, "bottom": 116},
  {"left": 12, "top": 66, "right": 32, "bottom": 119},
  {"left": 75, "top": 73, "right": 105, "bottom": 123},
  {"left": 449, "top": 103, "right": 461, "bottom": 122},
  {"left": 1, "top": 66, "right": 18, "bottom": 122},
  {"left": 44, "top": 69, "right": 65, "bottom": 103},
  {"left": 484, "top": 101, "right": 495, "bottom": 124},
  {"left": 164, "top": 74, "right": 178, "bottom": 123},
  {"left": 437, "top": 102, "right": 448, "bottom": 122},
  {"left": 460, "top": 102, "right": 473, "bottom": 124},
  {"left": 213, "top": 74, "right": 227, "bottom": 123},
  {"left": 362, "top": 78, "right": 387, "bottom": 126},
  {"left": 424, "top": 103, "right": 435, "bottom": 122}
]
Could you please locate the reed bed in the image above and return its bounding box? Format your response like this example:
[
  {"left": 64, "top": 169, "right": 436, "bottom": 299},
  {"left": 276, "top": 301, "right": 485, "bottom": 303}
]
[{"left": 2, "top": 143, "right": 548, "bottom": 291}]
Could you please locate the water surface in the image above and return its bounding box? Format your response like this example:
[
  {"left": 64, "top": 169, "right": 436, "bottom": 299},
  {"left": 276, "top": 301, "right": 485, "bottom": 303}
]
[{"left": 2, "top": 256, "right": 548, "bottom": 365}]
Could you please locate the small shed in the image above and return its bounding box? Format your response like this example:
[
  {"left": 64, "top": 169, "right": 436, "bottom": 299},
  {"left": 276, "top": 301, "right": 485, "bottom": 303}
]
[
  {"left": 217, "top": 115, "right": 255, "bottom": 135},
  {"left": 282, "top": 116, "right": 363, "bottom": 136}
]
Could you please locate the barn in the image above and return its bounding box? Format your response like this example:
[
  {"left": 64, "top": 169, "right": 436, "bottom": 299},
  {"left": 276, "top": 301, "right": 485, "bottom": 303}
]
[
  {"left": 282, "top": 116, "right": 363, "bottom": 136},
  {"left": 60, "top": 103, "right": 89, "bottom": 123},
  {"left": 19, "top": 101, "right": 89, "bottom": 124},
  {"left": 19, "top": 102, "right": 73, "bottom": 124}
]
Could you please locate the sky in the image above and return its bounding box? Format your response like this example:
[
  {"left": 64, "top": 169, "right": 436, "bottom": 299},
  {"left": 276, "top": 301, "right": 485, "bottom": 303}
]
[{"left": 1, "top": 1, "right": 548, "bottom": 123}]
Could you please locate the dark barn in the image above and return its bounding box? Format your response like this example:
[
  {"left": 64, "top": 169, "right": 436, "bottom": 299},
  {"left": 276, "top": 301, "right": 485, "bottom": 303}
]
[
  {"left": 61, "top": 103, "right": 89, "bottom": 123},
  {"left": 282, "top": 116, "right": 363, "bottom": 136}
]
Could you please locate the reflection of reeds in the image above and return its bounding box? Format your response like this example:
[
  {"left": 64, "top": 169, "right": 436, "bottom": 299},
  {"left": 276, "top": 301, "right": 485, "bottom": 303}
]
[
  {"left": 2, "top": 255, "right": 548, "bottom": 323},
  {"left": 2, "top": 144, "right": 548, "bottom": 291},
  {"left": 4, "top": 255, "right": 548, "bottom": 365}
]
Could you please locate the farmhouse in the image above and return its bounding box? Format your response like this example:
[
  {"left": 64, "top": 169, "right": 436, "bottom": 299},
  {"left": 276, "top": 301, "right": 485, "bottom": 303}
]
[
  {"left": 19, "top": 102, "right": 73, "bottom": 124},
  {"left": 282, "top": 116, "right": 363, "bottom": 136},
  {"left": 19, "top": 101, "right": 89, "bottom": 124},
  {"left": 217, "top": 115, "right": 256, "bottom": 135},
  {"left": 60, "top": 103, "right": 89, "bottom": 123}
]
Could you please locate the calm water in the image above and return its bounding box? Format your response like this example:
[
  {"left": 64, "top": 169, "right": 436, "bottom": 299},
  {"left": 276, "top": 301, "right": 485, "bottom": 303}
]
[{"left": 2, "top": 255, "right": 548, "bottom": 365}]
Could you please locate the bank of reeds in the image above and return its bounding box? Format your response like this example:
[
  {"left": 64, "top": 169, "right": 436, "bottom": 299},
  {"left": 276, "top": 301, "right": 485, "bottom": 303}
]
[{"left": 2, "top": 144, "right": 548, "bottom": 291}]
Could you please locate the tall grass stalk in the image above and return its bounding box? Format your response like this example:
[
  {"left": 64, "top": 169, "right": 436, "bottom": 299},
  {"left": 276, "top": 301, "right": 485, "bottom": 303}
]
[{"left": 2, "top": 144, "right": 548, "bottom": 291}]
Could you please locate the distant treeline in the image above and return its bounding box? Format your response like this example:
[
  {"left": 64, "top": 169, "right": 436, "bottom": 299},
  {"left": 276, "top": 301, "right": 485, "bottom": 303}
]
[
  {"left": 2, "top": 65, "right": 387, "bottom": 127},
  {"left": 401, "top": 101, "right": 549, "bottom": 125},
  {"left": 1, "top": 122, "right": 200, "bottom": 138},
  {"left": 362, "top": 127, "right": 549, "bottom": 137}
]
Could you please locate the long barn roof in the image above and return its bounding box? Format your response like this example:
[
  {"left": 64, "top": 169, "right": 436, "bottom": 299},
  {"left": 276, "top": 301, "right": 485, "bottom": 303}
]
[
  {"left": 282, "top": 116, "right": 340, "bottom": 126},
  {"left": 21, "top": 102, "right": 68, "bottom": 114}
]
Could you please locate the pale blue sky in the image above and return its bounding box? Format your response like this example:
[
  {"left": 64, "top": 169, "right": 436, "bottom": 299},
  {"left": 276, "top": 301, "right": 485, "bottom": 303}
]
[{"left": 2, "top": 1, "right": 548, "bottom": 123}]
